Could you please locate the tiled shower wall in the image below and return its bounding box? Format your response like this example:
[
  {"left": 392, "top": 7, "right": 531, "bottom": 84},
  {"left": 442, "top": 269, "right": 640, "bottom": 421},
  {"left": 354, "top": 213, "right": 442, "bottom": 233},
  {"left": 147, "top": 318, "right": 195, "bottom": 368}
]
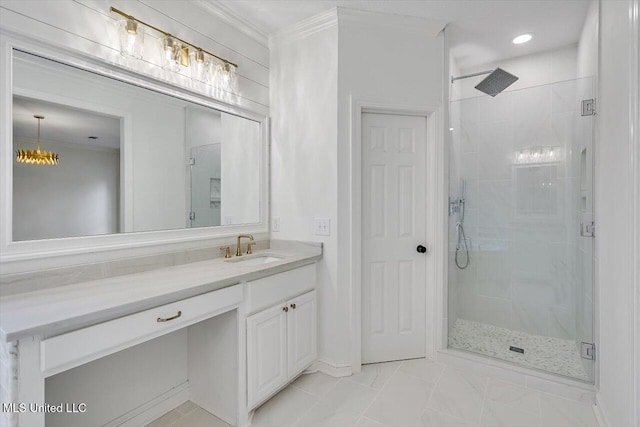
[{"left": 448, "top": 44, "right": 594, "bottom": 372}]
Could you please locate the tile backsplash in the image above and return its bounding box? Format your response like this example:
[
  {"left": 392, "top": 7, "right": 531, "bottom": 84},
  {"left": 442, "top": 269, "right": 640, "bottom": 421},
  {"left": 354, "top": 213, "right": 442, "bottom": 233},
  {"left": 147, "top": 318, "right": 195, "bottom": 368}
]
[{"left": 0, "top": 240, "right": 270, "bottom": 296}]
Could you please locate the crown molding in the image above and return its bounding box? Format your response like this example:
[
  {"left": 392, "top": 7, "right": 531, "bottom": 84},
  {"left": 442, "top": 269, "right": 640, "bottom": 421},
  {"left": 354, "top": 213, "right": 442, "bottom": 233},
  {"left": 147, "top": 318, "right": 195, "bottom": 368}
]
[
  {"left": 193, "top": 0, "right": 269, "bottom": 47},
  {"left": 269, "top": 6, "right": 446, "bottom": 46},
  {"left": 337, "top": 7, "right": 446, "bottom": 37},
  {"left": 269, "top": 8, "right": 339, "bottom": 46}
]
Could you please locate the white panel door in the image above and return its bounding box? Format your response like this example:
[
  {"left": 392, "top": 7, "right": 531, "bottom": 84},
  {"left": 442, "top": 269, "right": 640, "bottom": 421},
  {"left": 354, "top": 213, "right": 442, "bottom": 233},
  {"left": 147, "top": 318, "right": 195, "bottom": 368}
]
[
  {"left": 362, "top": 112, "right": 427, "bottom": 364},
  {"left": 287, "top": 291, "right": 317, "bottom": 377},
  {"left": 247, "top": 303, "right": 288, "bottom": 409}
]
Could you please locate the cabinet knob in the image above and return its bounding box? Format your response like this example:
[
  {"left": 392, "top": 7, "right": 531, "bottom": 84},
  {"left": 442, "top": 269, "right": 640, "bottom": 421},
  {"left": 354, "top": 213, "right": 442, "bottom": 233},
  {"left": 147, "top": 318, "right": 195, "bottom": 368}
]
[
  {"left": 283, "top": 306, "right": 289, "bottom": 312},
  {"left": 290, "top": 303, "right": 296, "bottom": 309}
]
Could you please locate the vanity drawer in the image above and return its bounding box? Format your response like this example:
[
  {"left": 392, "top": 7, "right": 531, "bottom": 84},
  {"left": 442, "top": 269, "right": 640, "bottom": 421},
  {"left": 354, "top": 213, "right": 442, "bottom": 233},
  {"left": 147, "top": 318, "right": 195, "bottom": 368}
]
[
  {"left": 40, "top": 284, "right": 242, "bottom": 377},
  {"left": 245, "top": 264, "right": 316, "bottom": 315}
]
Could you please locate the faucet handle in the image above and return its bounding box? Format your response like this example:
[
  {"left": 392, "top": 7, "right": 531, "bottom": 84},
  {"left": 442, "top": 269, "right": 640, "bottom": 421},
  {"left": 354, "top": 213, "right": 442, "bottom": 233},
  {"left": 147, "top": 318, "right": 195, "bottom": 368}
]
[
  {"left": 246, "top": 241, "right": 257, "bottom": 255},
  {"left": 220, "top": 246, "right": 232, "bottom": 259}
]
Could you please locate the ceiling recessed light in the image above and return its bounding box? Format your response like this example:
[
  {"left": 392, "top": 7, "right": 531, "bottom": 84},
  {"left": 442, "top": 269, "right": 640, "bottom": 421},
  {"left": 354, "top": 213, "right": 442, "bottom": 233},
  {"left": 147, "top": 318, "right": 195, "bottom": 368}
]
[{"left": 512, "top": 33, "right": 533, "bottom": 45}]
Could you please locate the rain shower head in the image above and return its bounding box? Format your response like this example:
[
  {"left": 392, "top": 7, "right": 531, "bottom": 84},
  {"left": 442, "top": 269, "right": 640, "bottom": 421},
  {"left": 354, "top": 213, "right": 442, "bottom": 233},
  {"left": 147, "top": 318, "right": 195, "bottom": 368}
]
[
  {"left": 474, "top": 68, "right": 519, "bottom": 97},
  {"left": 451, "top": 67, "right": 519, "bottom": 97}
]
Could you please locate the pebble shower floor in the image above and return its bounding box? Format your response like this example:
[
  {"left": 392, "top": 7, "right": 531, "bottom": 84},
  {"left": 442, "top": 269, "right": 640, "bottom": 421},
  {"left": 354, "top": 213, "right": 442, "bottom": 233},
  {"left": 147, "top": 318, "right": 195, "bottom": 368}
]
[{"left": 448, "top": 318, "right": 590, "bottom": 381}]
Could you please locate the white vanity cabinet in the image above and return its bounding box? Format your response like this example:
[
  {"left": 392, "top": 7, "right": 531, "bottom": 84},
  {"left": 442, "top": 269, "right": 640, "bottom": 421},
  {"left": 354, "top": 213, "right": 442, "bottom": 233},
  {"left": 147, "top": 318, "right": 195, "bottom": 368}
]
[
  {"left": 245, "top": 265, "right": 317, "bottom": 410},
  {"left": 286, "top": 291, "right": 317, "bottom": 377},
  {"left": 0, "top": 244, "right": 322, "bottom": 427}
]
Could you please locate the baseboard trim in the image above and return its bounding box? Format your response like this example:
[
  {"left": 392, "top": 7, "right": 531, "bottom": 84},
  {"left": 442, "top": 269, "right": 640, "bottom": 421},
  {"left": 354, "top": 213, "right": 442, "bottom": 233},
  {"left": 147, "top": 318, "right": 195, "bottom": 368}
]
[
  {"left": 594, "top": 395, "right": 611, "bottom": 427},
  {"left": 316, "top": 359, "right": 352, "bottom": 378},
  {"left": 103, "top": 382, "right": 190, "bottom": 427}
]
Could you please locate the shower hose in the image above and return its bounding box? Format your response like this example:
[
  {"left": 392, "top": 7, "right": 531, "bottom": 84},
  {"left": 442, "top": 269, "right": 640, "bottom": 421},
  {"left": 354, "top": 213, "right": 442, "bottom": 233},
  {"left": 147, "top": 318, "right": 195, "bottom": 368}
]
[{"left": 455, "top": 222, "right": 470, "bottom": 269}]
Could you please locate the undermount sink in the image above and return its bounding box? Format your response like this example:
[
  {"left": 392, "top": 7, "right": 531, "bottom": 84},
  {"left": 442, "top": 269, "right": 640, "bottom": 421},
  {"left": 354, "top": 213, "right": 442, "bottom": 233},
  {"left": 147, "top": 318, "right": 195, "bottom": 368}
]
[{"left": 229, "top": 255, "right": 283, "bottom": 266}]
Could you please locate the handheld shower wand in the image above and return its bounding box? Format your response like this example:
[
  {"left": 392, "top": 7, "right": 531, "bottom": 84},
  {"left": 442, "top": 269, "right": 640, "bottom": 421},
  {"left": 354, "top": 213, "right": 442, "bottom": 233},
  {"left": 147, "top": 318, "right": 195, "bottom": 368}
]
[{"left": 454, "top": 180, "right": 470, "bottom": 269}]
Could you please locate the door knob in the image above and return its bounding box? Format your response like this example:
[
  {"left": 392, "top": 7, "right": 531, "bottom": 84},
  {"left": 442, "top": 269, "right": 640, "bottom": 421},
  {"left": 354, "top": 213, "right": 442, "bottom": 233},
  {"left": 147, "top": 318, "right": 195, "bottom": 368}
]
[{"left": 416, "top": 245, "right": 427, "bottom": 254}]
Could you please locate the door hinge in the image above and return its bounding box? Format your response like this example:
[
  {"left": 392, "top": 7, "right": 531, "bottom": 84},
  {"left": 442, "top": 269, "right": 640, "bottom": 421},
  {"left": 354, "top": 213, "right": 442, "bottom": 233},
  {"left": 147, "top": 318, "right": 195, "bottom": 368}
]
[
  {"left": 188, "top": 157, "right": 196, "bottom": 166},
  {"left": 581, "top": 342, "right": 595, "bottom": 360},
  {"left": 580, "top": 221, "right": 595, "bottom": 237},
  {"left": 189, "top": 211, "right": 196, "bottom": 221},
  {"left": 581, "top": 99, "right": 596, "bottom": 116}
]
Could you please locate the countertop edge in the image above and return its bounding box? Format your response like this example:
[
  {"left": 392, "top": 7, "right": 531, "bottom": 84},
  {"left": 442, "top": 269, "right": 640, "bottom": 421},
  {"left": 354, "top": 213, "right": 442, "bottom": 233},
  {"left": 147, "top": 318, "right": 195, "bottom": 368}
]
[{"left": 1, "top": 254, "right": 321, "bottom": 342}]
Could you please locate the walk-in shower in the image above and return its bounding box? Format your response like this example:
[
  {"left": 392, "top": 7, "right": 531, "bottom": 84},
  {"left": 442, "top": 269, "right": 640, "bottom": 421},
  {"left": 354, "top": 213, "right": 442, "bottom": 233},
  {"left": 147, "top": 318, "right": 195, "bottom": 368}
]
[{"left": 447, "top": 71, "right": 595, "bottom": 382}]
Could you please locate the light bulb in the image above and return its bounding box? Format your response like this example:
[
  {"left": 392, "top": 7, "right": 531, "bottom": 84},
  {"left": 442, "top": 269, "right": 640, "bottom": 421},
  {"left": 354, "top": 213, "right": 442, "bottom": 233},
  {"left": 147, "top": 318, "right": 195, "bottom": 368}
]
[
  {"left": 512, "top": 33, "right": 534, "bottom": 45},
  {"left": 117, "top": 19, "right": 144, "bottom": 59}
]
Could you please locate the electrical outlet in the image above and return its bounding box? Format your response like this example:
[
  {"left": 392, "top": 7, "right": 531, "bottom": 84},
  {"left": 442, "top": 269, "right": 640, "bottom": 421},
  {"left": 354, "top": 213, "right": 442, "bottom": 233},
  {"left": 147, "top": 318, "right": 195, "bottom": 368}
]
[
  {"left": 272, "top": 216, "right": 280, "bottom": 232},
  {"left": 314, "top": 218, "right": 330, "bottom": 236}
]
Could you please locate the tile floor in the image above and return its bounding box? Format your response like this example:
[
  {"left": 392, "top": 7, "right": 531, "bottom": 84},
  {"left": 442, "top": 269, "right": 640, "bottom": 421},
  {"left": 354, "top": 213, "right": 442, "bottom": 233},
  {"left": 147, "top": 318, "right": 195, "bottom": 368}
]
[
  {"left": 146, "top": 401, "right": 231, "bottom": 427},
  {"left": 147, "top": 358, "right": 599, "bottom": 427}
]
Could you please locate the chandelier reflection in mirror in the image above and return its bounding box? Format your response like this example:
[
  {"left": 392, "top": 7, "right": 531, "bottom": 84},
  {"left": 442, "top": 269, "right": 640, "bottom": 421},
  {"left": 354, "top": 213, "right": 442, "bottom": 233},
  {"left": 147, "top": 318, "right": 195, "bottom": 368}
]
[
  {"left": 111, "top": 7, "right": 238, "bottom": 98},
  {"left": 15, "top": 115, "right": 59, "bottom": 165}
]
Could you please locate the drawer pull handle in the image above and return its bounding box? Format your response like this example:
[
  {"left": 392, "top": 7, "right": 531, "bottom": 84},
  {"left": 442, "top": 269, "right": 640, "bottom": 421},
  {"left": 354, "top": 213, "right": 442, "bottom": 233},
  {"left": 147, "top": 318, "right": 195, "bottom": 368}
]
[
  {"left": 290, "top": 304, "right": 296, "bottom": 309},
  {"left": 283, "top": 306, "right": 289, "bottom": 312},
  {"left": 157, "top": 310, "right": 182, "bottom": 322}
]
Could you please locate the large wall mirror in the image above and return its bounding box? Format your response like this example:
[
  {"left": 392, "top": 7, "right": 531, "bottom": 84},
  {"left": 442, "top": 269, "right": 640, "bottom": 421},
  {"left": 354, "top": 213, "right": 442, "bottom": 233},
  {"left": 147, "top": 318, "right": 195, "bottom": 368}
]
[{"left": 10, "top": 49, "right": 263, "bottom": 243}]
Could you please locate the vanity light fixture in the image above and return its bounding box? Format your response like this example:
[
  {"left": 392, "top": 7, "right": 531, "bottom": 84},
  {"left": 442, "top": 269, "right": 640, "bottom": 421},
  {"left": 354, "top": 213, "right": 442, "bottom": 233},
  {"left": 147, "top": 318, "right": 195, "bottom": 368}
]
[
  {"left": 15, "top": 115, "right": 59, "bottom": 165},
  {"left": 512, "top": 33, "right": 534, "bottom": 45},
  {"left": 117, "top": 17, "right": 144, "bottom": 59},
  {"left": 161, "top": 35, "right": 184, "bottom": 72},
  {"left": 213, "top": 61, "right": 238, "bottom": 97},
  {"left": 111, "top": 7, "right": 238, "bottom": 93},
  {"left": 190, "top": 49, "right": 212, "bottom": 83}
]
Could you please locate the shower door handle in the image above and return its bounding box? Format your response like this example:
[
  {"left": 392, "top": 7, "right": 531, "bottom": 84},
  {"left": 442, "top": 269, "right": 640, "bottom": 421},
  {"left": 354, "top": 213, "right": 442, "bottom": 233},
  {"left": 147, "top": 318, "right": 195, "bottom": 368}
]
[{"left": 416, "top": 245, "right": 427, "bottom": 254}]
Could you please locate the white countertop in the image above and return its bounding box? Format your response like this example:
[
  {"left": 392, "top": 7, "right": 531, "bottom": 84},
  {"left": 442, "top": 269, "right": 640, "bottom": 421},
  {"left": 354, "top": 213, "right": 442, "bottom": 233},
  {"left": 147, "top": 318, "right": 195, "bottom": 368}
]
[{"left": 0, "top": 241, "right": 322, "bottom": 342}]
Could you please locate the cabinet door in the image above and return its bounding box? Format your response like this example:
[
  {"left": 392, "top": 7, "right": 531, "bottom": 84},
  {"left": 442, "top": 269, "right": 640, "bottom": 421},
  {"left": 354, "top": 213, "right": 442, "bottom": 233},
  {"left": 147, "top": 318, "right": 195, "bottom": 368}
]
[
  {"left": 247, "top": 303, "right": 288, "bottom": 409},
  {"left": 287, "top": 290, "right": 317, "bottom": 377}
]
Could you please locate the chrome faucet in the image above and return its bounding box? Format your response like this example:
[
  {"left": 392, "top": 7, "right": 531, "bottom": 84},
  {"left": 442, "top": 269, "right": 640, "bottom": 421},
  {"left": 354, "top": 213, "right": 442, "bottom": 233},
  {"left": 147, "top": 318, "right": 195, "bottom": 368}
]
[{"left": 236, "top": 234, "right": 254, "bottom": 256}]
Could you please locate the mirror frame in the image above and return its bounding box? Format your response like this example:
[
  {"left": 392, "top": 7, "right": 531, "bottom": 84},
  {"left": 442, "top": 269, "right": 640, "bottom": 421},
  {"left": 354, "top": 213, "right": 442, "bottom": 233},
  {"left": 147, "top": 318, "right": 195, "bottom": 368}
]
[{"left": 0, "top": 33, "right": 269, "bottom": 273}]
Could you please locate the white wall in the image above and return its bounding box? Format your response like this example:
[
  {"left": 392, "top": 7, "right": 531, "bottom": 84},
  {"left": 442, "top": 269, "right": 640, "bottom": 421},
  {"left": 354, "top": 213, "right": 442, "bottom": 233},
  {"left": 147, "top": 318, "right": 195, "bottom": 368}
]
[
  {"left": 270, "top": 10, "right": 339, "bottom": 369},
  {"left": 336, "top": 10, "right": 445, "bottom": 369},
  {"left": 595, "top": 0, "right": 639, "bottom": 426},
  {"left": 271, "top": 7, "right": 444, "bottom": 371},
  {"left": 13, "top": 141, "right": 120, "bottom": 241},
  {"left": 220, "top": 113, "right": 261, "bottom": 225},
  {"left": 45, "top": 330, "right": 187, "bottom": 427},
  {"left": 577, "top": 1, "right": 599, "bottom": 80}
]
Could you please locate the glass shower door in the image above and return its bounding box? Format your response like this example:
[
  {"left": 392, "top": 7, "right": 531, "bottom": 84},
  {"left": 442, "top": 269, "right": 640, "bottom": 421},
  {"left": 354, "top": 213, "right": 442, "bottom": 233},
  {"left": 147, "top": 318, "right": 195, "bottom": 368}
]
[
  {"left": 447, "top": 76, "right": 595, "bottom": 382},
  {"left": 189, "top": 143, "right": 221, "bottom": 228}
]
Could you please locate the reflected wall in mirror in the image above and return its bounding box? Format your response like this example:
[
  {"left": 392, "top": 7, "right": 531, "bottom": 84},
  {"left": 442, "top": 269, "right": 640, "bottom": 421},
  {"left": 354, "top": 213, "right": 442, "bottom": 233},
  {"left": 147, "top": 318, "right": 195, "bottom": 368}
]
[
  {"left": 12, "top": 50, "right": 262, "bottom": 242},
  {"left": 13, "top": 96, "right": 121, "bottom": 241}
]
